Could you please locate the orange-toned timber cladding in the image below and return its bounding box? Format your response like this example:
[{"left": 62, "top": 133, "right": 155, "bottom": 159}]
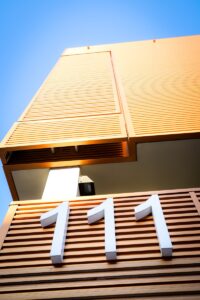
[
  {"left": 0, "top": 187, "right": 200, "bottom": 299},
  {"left": 1, "top": 35, "right": 200, "bottom": 171},
  {"left": 0, "top": 51, "right": 132, "bottom": 170}
]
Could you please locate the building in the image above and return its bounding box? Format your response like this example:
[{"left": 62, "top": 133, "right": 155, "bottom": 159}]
[{"left": 0, "top": 35, "right": 200, "bottom": 299}]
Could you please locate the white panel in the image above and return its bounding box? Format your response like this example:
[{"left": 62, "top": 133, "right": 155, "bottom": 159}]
[
  {"left": 40, "top": 201, "right": 70, "bottom": 264},
  {"left": 12, "top": 169, "right": 49, "bottom": 200},
  {"left": 42, "top": 167, "right": 80, "bottom": 200}
]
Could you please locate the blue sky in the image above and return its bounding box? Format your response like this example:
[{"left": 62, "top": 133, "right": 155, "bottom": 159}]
[{"left": 0, "top": 0, "right": 200, "bottom": 224}]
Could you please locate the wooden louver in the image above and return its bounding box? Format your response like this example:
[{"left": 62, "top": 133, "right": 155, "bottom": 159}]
[
  {"left": 1, "top": 35, "right": 200, "bottom": 168},
  {"left": 0, "top": 51, "right": 133, "bottom": 170},
  {"left": 0, "top": 188, "right": 200, "bottom": 299},
  {"left": 114, "top": 35, "right": 200, "bottom": 141}
]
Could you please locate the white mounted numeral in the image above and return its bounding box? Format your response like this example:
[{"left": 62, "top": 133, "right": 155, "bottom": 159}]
[
  {"left": 135, "top": 195, "right": 172, "bottom": 257},
  {"left": 87, "top": 198, "right": 117, "bottom": 260},
  {"left": 40, "top": 201, "right": 70, "bottom": 264}
]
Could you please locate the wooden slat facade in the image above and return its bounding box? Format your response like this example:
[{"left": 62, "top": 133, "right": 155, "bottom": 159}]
[
  {"left": 0, "top": 187, "right": 200, "bottom": 299},
  {"left": 62, "top": 35, "right": 200, "bottom": 142},
  {"left": 0, "top": 35, "right": 200, "bottom": 199},
  {"left": 1, "top": 35, "right": 200, "bottom": 154},
  {"left": 0, "top": 51, "right": 128, "bottom": 151},
  {"left": 21, "top": 52, "right": 120, "bottom": 121},
  {"left": 113, "top": 35, "right": 200, "bottom": 140}
]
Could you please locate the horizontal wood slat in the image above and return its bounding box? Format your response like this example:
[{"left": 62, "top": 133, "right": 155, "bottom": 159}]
[
  {"left": 0, "top": 188, "right": 200, "bottom": 299},
  {"left": 0, "top": 283, "right": 200, "bottom": 300},
  {"left": 21, "top": 52, "right": 120, "bottom": 121},
  {"left": 3, "top": 115, "right": 126, "bottom": 147},
  {"left": 7, "top": 141, "right": 129, "bottom": 165}
]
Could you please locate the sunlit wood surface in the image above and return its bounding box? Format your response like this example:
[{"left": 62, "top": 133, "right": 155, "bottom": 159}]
[{"left": 0, "top": 188, "right": 200, "bottom": 299}]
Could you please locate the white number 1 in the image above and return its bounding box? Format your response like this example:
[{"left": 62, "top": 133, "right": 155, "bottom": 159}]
[
  {"left": 135, "top": 195, "right": 172, "bottom": 257},
  {"left": 87, "top": 198, "right": 117, "bottom": 261},
  {"left": 40, "top": 202, "right": 70, "bottom": 264}
]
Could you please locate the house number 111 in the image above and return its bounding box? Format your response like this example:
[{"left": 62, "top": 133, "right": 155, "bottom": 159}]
[{"left": 40, "top": 195, "right": 172, "bottom": 265}]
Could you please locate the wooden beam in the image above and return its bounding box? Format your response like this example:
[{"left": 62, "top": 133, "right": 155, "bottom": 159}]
[{"left": 0, "top": 203, "right": 18, "bottom": 250}]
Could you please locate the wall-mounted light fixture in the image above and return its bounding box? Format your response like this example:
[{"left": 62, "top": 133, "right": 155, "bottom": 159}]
[{"left": 79, "top": 175, "right": 95, "bottom": 196}]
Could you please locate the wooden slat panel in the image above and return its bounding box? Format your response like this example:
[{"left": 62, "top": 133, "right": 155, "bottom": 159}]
[
  {"left": 0, "top": 283, "right": 200, "bottom": 300},
  {"left": 22, "top": 52, "right": 120, "bottom": 121},
  {"left": 1, "top": 51, "right": 128, "bottom": 153},
  {"left": 4, "top": 230, "right": 200, "bottom": 248},
  {"left": 1, "top": 274, "right": 200, "bottom": 293},
  {"left": 0, "top": 266, "right": 200, "bottom": 285},
  {"left": 0, "top": 188, "right": 200, "bottom": 299},
  {"left": 113, "top": 35, "right": 200, "bottom": 139},
  {"left": 0, "top": 257, "right": 199, "bottom": 276},
  {"left": 4, "top": 114, "right": 126, "bottom": 147},
  {"left": 7, "top": 141, "right": 129, "bottom": 165}
]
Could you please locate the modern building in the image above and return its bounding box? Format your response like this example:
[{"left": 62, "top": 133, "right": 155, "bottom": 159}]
[{"left": 0, "top": 35, "right": 200, "bottom": 299}]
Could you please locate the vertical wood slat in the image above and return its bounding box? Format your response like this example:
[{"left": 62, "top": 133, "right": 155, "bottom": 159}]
[
  {"left": 0, "top": 204, "right": 18, "bottom": 250},
  {"left": 189, "top": 192, "right": 200, "bottom": 216},
  {"left": 110, "top": 51, "right": 135, "bottom": 137}
]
